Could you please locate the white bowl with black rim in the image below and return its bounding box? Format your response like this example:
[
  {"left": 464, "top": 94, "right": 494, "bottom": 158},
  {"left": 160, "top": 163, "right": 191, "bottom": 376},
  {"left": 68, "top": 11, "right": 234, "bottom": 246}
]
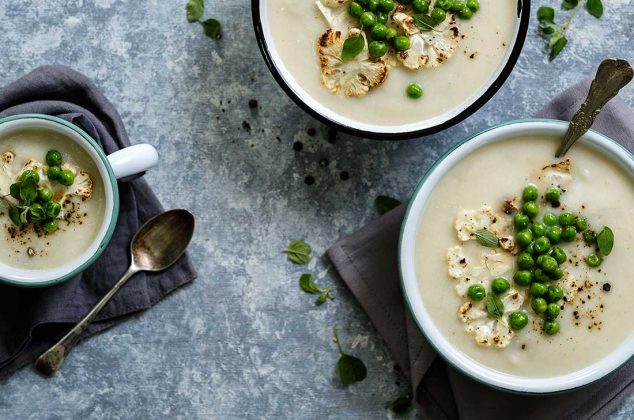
[{"left": 252, "top": 1, "right": 530, "bottom": 140}]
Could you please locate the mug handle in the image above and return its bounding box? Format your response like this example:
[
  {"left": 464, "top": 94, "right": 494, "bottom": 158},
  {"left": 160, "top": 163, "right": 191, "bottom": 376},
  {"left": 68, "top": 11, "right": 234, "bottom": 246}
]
[{"left": 107, "top": 144, "right": 159, "bottom": 180}]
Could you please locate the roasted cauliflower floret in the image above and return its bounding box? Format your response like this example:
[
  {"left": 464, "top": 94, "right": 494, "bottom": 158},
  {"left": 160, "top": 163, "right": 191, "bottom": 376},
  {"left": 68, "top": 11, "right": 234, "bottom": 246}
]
[
  {"left": 393, "top": 15, "right": 459, "bottom": 70},
  {"left": 454, "top": 206, "right": 515, "bottom": 250},
  {"left": 320, "top": 0, "right": 348, "bottom": 6},
  {"left": 316, "top": 0, "right": 354, "bottom": 33},
  {"left": 540, "top": 159, "right": 572, "bottom": 190},
  {"left": 318, "top": 29, "right": 388, "bottom": 97},
  {"left": 1, "top": 151, "right": 15, "bottom": 165},
  {"left": 0, "top": 151, "right": 16, "bottom": 193},
  {"left": 459, "top": 289, "right": 524, "bottom": 348}
]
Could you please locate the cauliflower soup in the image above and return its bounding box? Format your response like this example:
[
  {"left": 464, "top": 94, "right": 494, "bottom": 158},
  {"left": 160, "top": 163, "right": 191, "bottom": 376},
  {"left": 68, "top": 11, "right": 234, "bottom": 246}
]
[
  {"left": 265, "top": 0, "right": 518, "bottom": 127},
  {"left": 0, "top": 128, "right": 105, "bottom": 271},
  {"left": 415, "top": 134, "right": 634, "bottom": 377}
]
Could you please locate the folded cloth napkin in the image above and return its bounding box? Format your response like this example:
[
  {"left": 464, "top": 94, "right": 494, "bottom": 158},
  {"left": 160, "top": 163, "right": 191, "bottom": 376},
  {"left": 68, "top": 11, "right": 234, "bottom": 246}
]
[
  {"left": 0, "top": 65, "right": 197, "bottom": 378},
  {"left": 328, "top": 79, "right": 634, "bottom": 420}
]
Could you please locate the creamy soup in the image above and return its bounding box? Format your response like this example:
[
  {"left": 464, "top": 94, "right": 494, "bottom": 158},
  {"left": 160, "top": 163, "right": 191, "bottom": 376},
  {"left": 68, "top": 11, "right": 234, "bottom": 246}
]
[
  {"left": 0, "top": 128, "right": 105, "bottom": 270},
  {"left": 266, "top": 0, "right": 517, "bottom": 126},
  {"left": 415, "top": 135, "right": 634, "bottom": 377}
]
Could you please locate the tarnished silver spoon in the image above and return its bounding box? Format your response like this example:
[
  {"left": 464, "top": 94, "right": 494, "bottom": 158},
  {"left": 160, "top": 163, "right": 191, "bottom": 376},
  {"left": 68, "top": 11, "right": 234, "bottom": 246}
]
[
  {"left": 35, "top": 209, "right": 195, "bottom": 376},
  {"left": 556, "top": 58, "right": 633, "bottom": 157}
]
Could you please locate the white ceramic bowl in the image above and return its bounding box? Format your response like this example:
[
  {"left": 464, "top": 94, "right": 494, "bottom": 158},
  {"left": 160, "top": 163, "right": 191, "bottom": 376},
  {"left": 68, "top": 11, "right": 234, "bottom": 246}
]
[
  {"left": 252, "top": 1, "right": 530, "bottom": 140},
  {"left": 399, "top": 119, "right": 634, "bottom": 393}
]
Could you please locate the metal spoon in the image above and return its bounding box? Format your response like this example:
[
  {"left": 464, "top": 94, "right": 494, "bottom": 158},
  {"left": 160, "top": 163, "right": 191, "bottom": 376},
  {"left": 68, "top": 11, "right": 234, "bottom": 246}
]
[
  {"left": 556, "top": 59, "right": 633, "bottom": 157},
  {"left": 34, "top": 209, "right": 195, "bottom": 376}
]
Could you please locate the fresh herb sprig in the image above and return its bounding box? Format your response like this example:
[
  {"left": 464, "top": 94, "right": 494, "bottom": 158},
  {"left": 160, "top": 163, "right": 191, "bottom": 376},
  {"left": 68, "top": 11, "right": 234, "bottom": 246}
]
[
  {"left": 537, "top": 0, "right": 603, "bottom": 60},
  {"left": 186, "top": 0, "right": 221, "bottom": 40},
  {"left": 475, "top": 228, "right": 499, "bottom": 248},
  {"left": 333, "top": 326, "right": 367, "bottom": 385},
  {"left": 375, "top": 195, "right": 401, "bottom": 215},
  {"left": 282, "top": 240, "right": 312, "bottom": 264},
  {"left": 299, "top": 273, "right": 335, "bottom": 305}
]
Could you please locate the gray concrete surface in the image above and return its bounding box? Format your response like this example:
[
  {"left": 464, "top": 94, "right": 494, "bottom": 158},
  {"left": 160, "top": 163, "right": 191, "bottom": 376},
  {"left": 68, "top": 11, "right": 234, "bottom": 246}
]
[{"left": 0, "top": 0, "right": 632, "bottom": 418}]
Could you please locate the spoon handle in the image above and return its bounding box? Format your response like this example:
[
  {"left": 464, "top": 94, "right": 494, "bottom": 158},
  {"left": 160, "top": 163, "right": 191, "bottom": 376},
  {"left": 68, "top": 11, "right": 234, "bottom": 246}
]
[
  {"left": 35, "top": 266, "right": 139, "bottom": 376},
  {"left": 556, "top": 59, "right": 633, "bottom": 157}
]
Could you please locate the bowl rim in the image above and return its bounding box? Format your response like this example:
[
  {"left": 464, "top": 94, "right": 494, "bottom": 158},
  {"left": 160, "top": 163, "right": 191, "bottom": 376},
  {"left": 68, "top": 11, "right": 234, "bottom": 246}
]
[
  {"left": 0, "top": 114, "right": 120, "bottom": 288},
  {"left": 251, "top": 0, "right": 531, "bottom": 140},
  {"left": 398, "top": 118, "right": 634, "bottom": 393}
]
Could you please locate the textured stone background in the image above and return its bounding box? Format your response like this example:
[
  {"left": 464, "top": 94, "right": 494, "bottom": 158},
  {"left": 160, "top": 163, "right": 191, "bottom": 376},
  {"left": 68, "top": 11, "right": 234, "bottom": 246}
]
[{"left": 0, "top": 0, "right": 633, "bottom": 418}]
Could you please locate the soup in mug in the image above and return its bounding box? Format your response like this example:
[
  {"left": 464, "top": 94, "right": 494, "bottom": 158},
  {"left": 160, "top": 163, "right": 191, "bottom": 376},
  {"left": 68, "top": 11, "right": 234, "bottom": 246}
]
[
  {"left": 0, "top": 128, "right": 105, "bottom": 271},
  {"left": 266, "top": 0, "right": 517, "bottom": 126},
  {"left": 415, "top": 134, "right": 634, "bottom": 377}
]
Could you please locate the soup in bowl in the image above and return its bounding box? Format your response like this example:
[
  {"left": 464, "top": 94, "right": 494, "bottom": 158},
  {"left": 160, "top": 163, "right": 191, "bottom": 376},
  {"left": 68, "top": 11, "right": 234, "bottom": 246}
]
[
  {"left": 399, "top": 120, "right": 634, "bottom": 392},
  {"left": 253, "top": 0, "right": 529, "bottom": 139}
]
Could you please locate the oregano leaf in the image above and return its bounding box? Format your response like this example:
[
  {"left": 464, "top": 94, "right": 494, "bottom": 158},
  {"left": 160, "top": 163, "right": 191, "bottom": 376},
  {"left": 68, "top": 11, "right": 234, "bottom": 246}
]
[
  {"left": 537, "top": 6, "right": 555, "bottom": 23},
  {"left": 299, "top": 273, "right": 321, "bottom": 294},
  {"left": 341, "top": 35, "right": 365, "bottom": 61},
  {"left": 333, "top": 326, "right": 367, "bottom": 385},
  {"left": 412, "top": 14, "right": 437, "bottom": 32},
  {"left": 475, "top": 228, "right": 499, "bottom": 248},
  {"left": 550, "top": 36, "right": 568, "bottom": 61},
  {"left": 200, "top": 18, "right": 221, "bottom": 39},
  {"left": 597, "top": 226, "right": 614, "bottom": 256},
  {"left": 186, "top": 0, "right": 204, "bottom": 23},
  {"left": 282, "top": 240, "right": 311, "bottom": 264},
  {"left": 375, "top": 195, "right": 402, "bottom": 215},
  {"left": 586, "top": 0, "right": 603, "bottom": 18},
  {"left": 486, "top": 294, "right": 504, "bottom": 320}
]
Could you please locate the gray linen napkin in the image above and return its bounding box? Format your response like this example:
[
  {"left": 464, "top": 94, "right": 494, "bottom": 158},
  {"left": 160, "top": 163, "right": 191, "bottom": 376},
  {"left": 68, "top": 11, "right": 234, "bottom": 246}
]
[
  {"left": 327, "top": 79, "right": 634, "bottom": 419},
  {"left": 0, "top": 65, "right": 197, "bottom": 378}
]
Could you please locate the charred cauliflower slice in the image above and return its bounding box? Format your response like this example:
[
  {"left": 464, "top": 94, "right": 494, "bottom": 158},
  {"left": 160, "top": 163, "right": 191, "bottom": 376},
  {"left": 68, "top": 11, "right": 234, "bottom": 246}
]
[
  {"left": 0, "top": 151, "right": 16, "bottom": 195},
  {"left": 60, "top": 163, "right": 93, "bottom": 202},
  {"left": 459, "top": 289, "right": 524, "bottom": 348},
  {"left": 454, "top": 206, "right": 515, "bottom": 251},
  {"left": 446, "top": 246, "right": 513, "bottom": 297},
  {"left": 318, "top": 29, "right": 388, "bottom": 97},
  {"left": 540, "top": 159, "right": 572, "bottom": 190},
  {"left": 393, "top": 12, "right": 459, "bottom": 70},
  {"left": 316, "top": 0, "right": 354, "bottom": 33}
]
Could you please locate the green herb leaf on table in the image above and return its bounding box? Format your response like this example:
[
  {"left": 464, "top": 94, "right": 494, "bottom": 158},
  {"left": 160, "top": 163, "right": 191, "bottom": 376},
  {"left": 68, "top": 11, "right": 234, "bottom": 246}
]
[
  {"left": 486, "top": 294, "right": 504, "bottom": 320},
  {"left": 549, "top": 36, "right": 568, "bottom": 61},
  {"left": 475, "top": 228, "right": 499, "bottom": 248},
  {"left": 412, "top": 14, "right": 437, "bottom": 32},
  {"left": 597, "top": 226, "right": 614, "bottom": 256},
  {"left": 375, "top": 195, "right": 402, "bottom": 215},
  {"left": 316, "top": 289, "right": 334, "bottom": 306},
  {"left": 341, "top": 35, "right": 365, "bottom": 61},
  {"left": 282, "top": 240, "right": 311, "bottom": 264},
  {"left": 586, "top": 0, "right": 603, "bottom": 18},
  {"left": 537, "top": 6, "right": 555, "bottom": 22},
  {"left": 299, "top": 273, "right": 321, "bottom": 294},
  {"left": 562, "top": 0, "right": 578, "bottom": 10},
  {"left": 333, "top": 327, "right": 367, "bottom": 385},
  {"left": 186, "top": 0, "right": 204, "bottom": 22},
  {"left": 200, "top": 18, "right": 221, "bottom": 39},
  {"left": 389, "top": 394, "right": 413, "bottom": 416}
]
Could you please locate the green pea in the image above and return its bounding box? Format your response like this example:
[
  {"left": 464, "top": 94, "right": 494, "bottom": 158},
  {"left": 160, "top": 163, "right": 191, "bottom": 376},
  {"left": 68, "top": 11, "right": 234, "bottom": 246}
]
[
  {"left": 406, "top": 83, "right": 423, "bottom": 99},
  {"left": 508, "top": 311, "right": 529, "bottom": 330},
  {"left": 37, "top": 188, "right": 53, "bottom": 203},
  {"left": 583, "top": 230, "right": 597, "bottom": 243},
  {"left": 550, "top": 247, "right": 567, "bottom": 264},
  {"left": 357, "top": 0, "right": 369, "bottom": 5},
  {"left": 491, "top": 277, "right": 510, "bottom": 294},
  {"left": 531, "top": 297, "right": 548, "bottom": 314},
  {"left": 349, "top": 1, "right": 364, "bottom": 17},
  {"left": 560, "top": 226, "right": 576, "bottom": 242},
  {"left": 59, "top": 169, "right": 75, "bottom": 186},
  {"left": 393, "top": 35, "right": 410, "bottom": 51},
  {"left": 545, "top": 187, "right": 560, "bottom": 202},
  {"left": 42, "top": 218, "right": 59, "bottom": 234},
  {"left": 535, "top": 254, "right": 546, "bottom": 266},
  {"left": 522, "top": 201, "right": 539, "bottom": 219},
  {"left": 547, "top": 303, "right": 561, "bottom": 319},
  {"left": 368, "top": 40, "right": 388, "bottom": 58},
  {"left": 522, "top": 185, "right": 538, "bottom": 202},
  {"left": 547, "top": 284, "right": 564, "bottom": 302},
  {"left": 525, "top": 241, "right": 535, "bottom": 255},
  {"left": 531, "top": 222, "right": 547, "bottom": 237},
  {"left": 46, "top": 150, "right": 63, "bottom": 167},
  {"left": 516, "top": 252, "right": 534, "bottom": 270},
  {"left": 543, "top": 320, "right": 560, "bottom": 335},
  {"left": 45, "top": 201, "right": 62, "bottom": 219},
  {"left": 586, "top": 253, "right": 602, "bottom": 267},
  {"left": 533, "top": 268, "right": 550, "bottom": 283},
  {"left": 467, "top": 284, "right": 486, "bottom": 301},
  {"left": 378, "top": 0, "right": 395, "bottom": 12},
  {"left": 575, "top": 217, "right": 588, "bottom": 232},
  {"left": 20, "top": 169, "right": 40, "bottom": 184},
  {"left": 549, "top": 267, "right": 564, "bottom": 280},
  {"left": 450, "top": 0, "right": 467, "bottom": 12},
  {"left": 47, "top": 165, "right": 62, "bottom": 180},
  {"left": 385, "top": 27, "right": 397, "bottom": 39},
  {"left": 376, "top": 11, "right": 389, "bottom": 25},
  {"left": 541, "top": 256, "right": 558, "bottom": 274},
  {"left": 370, "top": 24, "right": 388, "bottom": 40},
  {"left": 542, "top": 212, "right": 558, "bottom": 226},
  {"left": 28, "top": 203, "right": 46, "bottom": 221},
  {"left": 366, "top": 0, "right": 379, "bottom": 11},
  {"left": 430, "top": 7, "right": 446, "bottom": 22},
  {"left": 360, "top": 11, "right": 377, "bottom": 27},
  {"left": 437, "top": 0, "right": 452, "bottom": 9},
  {"left": 546, "top": 226, "right": 562, "bottom": 243},
  {"left": 459, "top": 6, "right": 473, "bottom": 18},
  {"left": 559, "top": 212, "right": 575, "bottom": 227},
  {"left": 533, "top": 236, "right": 551, "bottom": 255},
  {"left": 515, "top": 229, "right": 533, "bottom": 248},
  {"left": 529, "top": 282, "right": 547, "bottom": 297},
  {"left": 10, "top": 182, "right": 21, "bottom": 200},
  {"left": 466, "top": 0, "right": 480, "bottom": 11},
  {"left": 514, "top": 213, "right": 530, "bottom": 230},
  {"left": 412, "top": 0, "right": 430, "bottom": 13},
  {"left": 513, "top": 270, "right": 532, "bottom": 286}
]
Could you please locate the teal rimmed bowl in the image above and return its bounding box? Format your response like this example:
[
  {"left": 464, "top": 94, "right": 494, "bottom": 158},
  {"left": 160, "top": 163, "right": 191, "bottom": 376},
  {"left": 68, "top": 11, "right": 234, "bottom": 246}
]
[
  {"left": 0, "top": 114, "right": 158, "bottom": 288},
  {"left": 398, "top": 119, "right": 634, "bottom": 393}
]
